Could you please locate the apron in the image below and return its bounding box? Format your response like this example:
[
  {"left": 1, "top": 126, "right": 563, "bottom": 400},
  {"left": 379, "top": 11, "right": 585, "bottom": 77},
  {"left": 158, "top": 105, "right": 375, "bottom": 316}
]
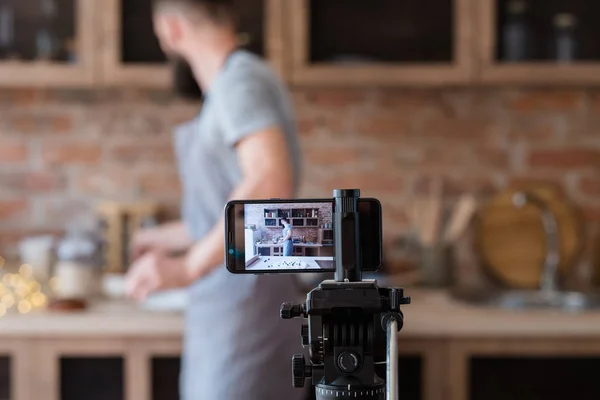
[
  {"left": 174, "top": 116, "right": 309, "bottom": 400},
  {"left": 283, "top": 225, "right": 294, "bottom": 256}
]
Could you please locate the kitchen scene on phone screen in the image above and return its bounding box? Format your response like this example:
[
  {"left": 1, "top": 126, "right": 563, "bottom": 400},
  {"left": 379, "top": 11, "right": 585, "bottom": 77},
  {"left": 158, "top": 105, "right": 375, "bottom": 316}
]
[{"left": 244, "top": 202, "right": 335, "bottom": 271}]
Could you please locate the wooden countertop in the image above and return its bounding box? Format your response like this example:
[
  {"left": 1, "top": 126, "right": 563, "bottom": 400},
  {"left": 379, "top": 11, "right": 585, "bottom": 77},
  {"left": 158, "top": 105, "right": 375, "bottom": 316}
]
[{"left": 4, "top": 288, "right": 600, "bottom": 339}]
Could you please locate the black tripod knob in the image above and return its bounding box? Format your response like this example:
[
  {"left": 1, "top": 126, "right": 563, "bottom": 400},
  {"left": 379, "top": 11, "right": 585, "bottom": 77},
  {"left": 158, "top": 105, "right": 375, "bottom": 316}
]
[
  {"left": 292, "top": 354, "right": 311, "bottom": 388},
  {"left": 301, "top": 324, "right": 309, "bottom": 346},
  {"left": 281, "top": 303, "right": 306, "bottom": 319}
]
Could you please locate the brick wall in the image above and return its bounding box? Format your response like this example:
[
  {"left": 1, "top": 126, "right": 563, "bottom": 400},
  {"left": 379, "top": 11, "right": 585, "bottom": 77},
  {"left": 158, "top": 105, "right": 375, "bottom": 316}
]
[{"left": 0, "top": 88, "right": 599, "bottom": 266}]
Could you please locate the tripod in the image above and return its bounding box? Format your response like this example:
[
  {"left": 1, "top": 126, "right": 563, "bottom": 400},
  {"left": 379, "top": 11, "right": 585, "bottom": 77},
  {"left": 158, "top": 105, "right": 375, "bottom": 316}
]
[{"left": 281, "top": 190, "right": 410, "bottom": 400}]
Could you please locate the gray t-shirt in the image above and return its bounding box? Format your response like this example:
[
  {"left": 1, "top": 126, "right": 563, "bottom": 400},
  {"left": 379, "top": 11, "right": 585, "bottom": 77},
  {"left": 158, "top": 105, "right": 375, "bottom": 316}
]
[
  {"left": 174, "top": 50, "right": 302, "bottom": 242},
  {"left": 173, "top": 50, "right": 308, "bottom": 400}
]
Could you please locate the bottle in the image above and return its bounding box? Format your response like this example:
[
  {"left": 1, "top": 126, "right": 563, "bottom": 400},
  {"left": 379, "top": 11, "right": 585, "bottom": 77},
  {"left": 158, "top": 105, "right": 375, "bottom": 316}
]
[
  {"left": 552, "top": 13, "right": 577, "bottom": 63},
  {"left": 36, "top": 0, "right": 59, "bottom": 61},
  {"left": 0, "top": 1, "right": 14, "bottom": 59},
  {"left": 502, "top": 0, "right": 531, "bottom": 62}
]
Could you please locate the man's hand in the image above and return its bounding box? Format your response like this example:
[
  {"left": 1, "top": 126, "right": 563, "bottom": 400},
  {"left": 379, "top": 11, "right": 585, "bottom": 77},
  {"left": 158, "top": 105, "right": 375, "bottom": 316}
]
[
  {"left": 130, "top": 228, "right": 163, "bottom": 261},
  {"left": 125, "top": 251, "right": 193, "bottom": 302},
  {"left": 129, "top": 221, "right": 194, "bottom": 262}
]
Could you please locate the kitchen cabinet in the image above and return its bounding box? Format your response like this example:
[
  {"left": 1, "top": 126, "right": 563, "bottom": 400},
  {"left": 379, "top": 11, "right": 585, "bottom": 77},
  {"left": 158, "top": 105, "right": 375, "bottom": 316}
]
[
  {"left": 35, "top": 339, "right": 128, "bottom": 400},
  {"left": 447, "top": 339, "right": 600, "bottom": 400},
  {"left": 288, "top": 0, "right": 474, "bottom": 87},
  {"left": 0, "top": 0, "right": 96, "bottom": 87},
  {"left": 151, "top": 357, "right": 180, "bottom": 400},
  {"left": 477, "top": 0, "right": 600, "bottom": 85},
  {"left": 101, "top": 0, "right": 288, "bottom": 88},
  {"left": 0, "top": 356, "right": 8, "bottom": 400},
  {"left": 0, "top": 340, "right": 31, "bottom": 400}
]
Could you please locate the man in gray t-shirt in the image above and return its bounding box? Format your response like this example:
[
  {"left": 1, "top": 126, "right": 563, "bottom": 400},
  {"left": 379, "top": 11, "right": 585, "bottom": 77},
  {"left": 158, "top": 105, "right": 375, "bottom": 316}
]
[{"left": 125, "top": 1, "right": 307, "bottom": 399}]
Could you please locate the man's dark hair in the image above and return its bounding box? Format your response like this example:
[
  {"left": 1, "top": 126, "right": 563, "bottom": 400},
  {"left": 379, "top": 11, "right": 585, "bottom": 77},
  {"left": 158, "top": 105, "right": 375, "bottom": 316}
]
[{"left": 152, "top": 0, "right": 237, "bottom": 27}]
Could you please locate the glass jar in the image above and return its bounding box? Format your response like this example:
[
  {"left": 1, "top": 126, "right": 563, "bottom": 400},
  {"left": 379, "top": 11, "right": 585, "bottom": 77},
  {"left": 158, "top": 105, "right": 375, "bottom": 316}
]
[
  {"left": 502, "top": 0, "right": 531, "bottom": 62},
  {"left": 53, "top": 229, "right": 104, "bottom": 300},
  {"left": 552, "top": 13, "right": 578, "bottom": 63}
]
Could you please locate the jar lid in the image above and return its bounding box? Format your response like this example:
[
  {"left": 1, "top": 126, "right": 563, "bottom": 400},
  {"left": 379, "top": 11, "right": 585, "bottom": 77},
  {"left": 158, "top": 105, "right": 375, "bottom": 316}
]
[{"left": 554, "top": 13, "right": 577, "bottom": 28}]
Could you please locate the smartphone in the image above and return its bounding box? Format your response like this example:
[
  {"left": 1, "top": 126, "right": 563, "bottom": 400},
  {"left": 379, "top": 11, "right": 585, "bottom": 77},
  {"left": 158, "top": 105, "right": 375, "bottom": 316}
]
[{"left": 225, "top": 198, "right": 382, "bottom": 274}]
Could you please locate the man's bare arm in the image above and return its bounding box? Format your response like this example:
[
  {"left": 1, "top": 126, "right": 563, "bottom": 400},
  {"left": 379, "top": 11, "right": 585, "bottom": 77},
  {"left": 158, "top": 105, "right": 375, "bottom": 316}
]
[
  {"left": 131, "top": 220, "right": 194, "bottom": 259},
  {"left": 183, "top": 126, "right": 294, "bottom": 280}
]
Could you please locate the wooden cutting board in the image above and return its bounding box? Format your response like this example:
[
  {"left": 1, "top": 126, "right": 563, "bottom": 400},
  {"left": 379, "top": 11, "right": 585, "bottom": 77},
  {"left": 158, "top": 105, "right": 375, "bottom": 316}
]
[{"left": 475, "top": 185, "right": 584, "bottom": 289}]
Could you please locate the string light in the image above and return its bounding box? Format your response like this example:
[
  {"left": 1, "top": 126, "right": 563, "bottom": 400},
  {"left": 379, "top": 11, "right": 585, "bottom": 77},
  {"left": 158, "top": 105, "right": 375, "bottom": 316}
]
[
  {"left": 19, "top": 264, "right": 33, "bottom": 279},
  {"left": 18, "top": 300, "right": 32, "bottom": 314},
  {"left": 0, "top": 261, "right": 50, "bottom": 318}
]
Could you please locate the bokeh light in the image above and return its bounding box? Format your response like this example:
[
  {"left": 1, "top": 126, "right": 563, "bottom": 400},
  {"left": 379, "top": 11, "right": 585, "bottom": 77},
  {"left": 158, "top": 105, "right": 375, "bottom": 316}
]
[{"left": 0, "top": 261, "right": 50, "bottom": 318}]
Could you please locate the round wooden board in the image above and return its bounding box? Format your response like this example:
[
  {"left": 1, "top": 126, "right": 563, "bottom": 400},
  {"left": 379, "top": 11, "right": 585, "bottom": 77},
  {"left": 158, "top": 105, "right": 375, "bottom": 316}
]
[{"left": 475, "top": 185, "right": 584, "bottom": 289}]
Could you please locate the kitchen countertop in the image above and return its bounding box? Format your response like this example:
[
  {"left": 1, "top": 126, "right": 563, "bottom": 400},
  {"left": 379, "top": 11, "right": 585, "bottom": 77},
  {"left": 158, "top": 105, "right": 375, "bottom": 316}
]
[
  {"left": 4, "top": 287, "right": 600, "bottom": 339},
  {"left": 246, "top": 256, "right": 333, "bottom": 270}
]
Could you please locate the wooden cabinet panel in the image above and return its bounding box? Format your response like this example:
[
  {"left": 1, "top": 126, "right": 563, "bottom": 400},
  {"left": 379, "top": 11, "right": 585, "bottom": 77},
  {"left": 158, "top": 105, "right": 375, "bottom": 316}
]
[
  {"left": 151, "top": 357, "right": 181, "bottom": 400},
  {"left": 34, "top": 339, "right": 129, "bottom": 400},
  {"left": 0, "top": 356, "right": 9, "bottom": 400},
  {"left": 101, "top": 0, "right": 287, "bottom": 88},
  {"left": 289, "top": 0, "right": 474, "bottom": 86},
  {"left": 0, "top": 341, "right": 31, "bottom": 400},
  {"left": 60, "top": 357, "right": 124, "bottom": 400},
  {"left": 447, "top": 339, "right": 600, "bottom": 400},
  {"left": 0, "top": 0, "right": 96, "bottom": 87},
  {"left": 477, "top": 0, "right": 600, "bottom": 84},
  {"left": 470, "top": 356, "right": 600, "bottom": 400}
]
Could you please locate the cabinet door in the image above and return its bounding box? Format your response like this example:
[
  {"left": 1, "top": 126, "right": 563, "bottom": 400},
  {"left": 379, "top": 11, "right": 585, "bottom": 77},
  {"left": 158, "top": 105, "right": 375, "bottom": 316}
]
[
  {"left": 447, "top": 339, "right": 600, "bottom": 400},
  {"left": 289, "top": 0, "right": 474, "bottom": 86},
  {"left": 127, "top": 339, "right": 182, "bottom": 400},
  {"left": 101, "top": 0, "right": 287, "bottom": 88},
  {"left": 34, "top": 339, "right": 128, "bottom": 400},
  {"left": 0, "top": 0, "right": 96, "bottom": 87},
  {"left": 0, "top": 340, "right": 30, "bottom": 400},
  {"left": 477, "top": 0, "right": 600, "bottom": 84}
]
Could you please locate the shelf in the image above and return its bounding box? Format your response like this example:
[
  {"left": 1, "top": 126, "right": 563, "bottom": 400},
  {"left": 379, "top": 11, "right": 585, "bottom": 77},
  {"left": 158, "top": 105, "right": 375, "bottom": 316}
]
[
  {"left": 101, "top": 0, "right": 287, "bottom": 88},
  {"left": 0, "top": 0, "right": 96, "bottom": 87},
  {"left": 289, "top": 0, "right": 474, "bottom": 86},
  {"left": 478, "top": 0, "right": 600, "bottom": 85}
]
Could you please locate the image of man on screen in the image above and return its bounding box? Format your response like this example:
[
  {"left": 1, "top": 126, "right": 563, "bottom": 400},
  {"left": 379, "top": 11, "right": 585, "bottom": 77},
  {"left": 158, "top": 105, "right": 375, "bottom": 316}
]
[{"left": 280, "top": 218, "right": 293, "bottom": 256}]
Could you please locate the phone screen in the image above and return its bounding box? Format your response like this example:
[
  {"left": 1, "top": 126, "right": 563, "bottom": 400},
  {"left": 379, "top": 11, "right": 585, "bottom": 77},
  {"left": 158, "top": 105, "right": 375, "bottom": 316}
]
[{"left": 225, "top": 198, "right": 382, "bottom": 274}]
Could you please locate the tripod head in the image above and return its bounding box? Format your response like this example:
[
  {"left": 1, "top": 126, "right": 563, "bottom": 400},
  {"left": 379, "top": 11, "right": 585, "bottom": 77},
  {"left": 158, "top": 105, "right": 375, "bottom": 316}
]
[{"left": 280, "top": 189, "right": 410, "bottom": 400}]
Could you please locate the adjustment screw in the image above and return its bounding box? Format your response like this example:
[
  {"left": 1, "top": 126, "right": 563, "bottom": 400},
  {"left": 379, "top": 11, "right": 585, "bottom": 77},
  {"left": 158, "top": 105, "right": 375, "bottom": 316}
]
[
  {"left": 301, "top": 324, "right": 310, "bottom": 346},
  {"left": 292, "top": 354, "right": 309, "bottom": 388}
]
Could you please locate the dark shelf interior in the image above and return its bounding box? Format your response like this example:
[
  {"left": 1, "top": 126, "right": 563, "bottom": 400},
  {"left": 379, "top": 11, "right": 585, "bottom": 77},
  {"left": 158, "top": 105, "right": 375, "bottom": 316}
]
[
  {"left": 121, "top": 0, "right": 167, "bottom": 64},
  {"left": 60, "top": 357, "right": 124, "bottom": 400},
  {"left": 496, "top": 0, "right": 600, "bottom": 62},
  {"left": 471, "top": 356, "right": 600, "bottom": 400},
  {"left": 235, "top": 0, "right": 265, "bottom": 57},
  {"left": 120, "top": 0, "right": 265, "bottom": 64},
  {"left": 0, "top": 357, "right": 9, "bottom": 400},
  {"left": 0, "top": 0, "right": 76, "bottom": 62},
  {"left": 309, "top": 0, "right": 454, "bottom": 64},
  {"left": 152, "top": 357, "right": 181, "bottom": 400}
]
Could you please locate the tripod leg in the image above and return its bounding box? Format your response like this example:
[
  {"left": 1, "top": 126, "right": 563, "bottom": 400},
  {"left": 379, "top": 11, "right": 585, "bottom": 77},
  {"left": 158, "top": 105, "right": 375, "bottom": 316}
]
[{"left": 386, "top": 319, "right": 399, "bottom": 400}]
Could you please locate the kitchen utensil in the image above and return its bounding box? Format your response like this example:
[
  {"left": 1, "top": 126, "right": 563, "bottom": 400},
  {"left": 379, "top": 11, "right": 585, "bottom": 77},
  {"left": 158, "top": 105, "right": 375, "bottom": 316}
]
[
  {"left": 421, "top": 178, "right": 443, "bottom": 247},
  {"left": 96, "top": 202, "right": 160, "bottom": 274},
  {"left": 443, "top": 195, "right": 478, "bottom": 243},
  {"left": 476, "top": 185, "right": 583, "bottom": 288},
  {"left": 420, "top": 244, "right": 454, "bottom": 288},
  {"left": 18, "top": 235, "right": 55, "bottom": 282}
]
